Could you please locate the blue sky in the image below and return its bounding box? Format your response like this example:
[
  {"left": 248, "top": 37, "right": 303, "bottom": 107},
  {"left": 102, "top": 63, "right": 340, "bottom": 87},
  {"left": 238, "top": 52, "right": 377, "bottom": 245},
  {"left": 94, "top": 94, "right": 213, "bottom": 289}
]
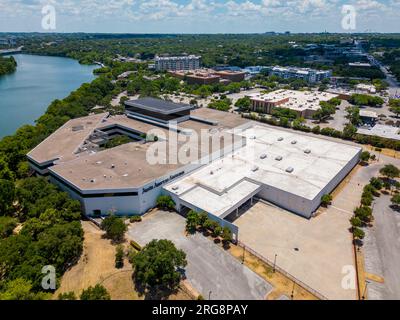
[{"left": 0, "top": 0, "right": 399, "bottom": 33}]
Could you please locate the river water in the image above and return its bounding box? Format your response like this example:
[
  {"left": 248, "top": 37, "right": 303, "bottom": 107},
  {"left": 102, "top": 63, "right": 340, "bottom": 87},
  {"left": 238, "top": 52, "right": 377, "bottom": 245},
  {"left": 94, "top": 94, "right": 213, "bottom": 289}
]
[{"left": 0, "top": 54, "right": 97, "bottom": 138}]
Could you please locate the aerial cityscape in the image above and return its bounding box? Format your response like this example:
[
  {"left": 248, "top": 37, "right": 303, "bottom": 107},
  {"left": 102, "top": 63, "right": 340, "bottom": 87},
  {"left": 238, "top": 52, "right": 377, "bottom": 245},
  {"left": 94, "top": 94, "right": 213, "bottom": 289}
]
[{"left": 1, "top": 0, "right": 400, "bottom": 311}]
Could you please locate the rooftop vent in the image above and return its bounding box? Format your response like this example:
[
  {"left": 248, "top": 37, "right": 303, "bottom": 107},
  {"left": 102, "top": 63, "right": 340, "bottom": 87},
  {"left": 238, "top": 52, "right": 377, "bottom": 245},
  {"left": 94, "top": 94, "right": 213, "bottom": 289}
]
[
  {"left": 90, "top": 179, "right": 96, "bottom": 183},
  {"left": 286, "top": 167, "right": 294, "bottom": 173},
  {"left": 111, "top": 164, "right": 115, "bottom": 169},
  {"left": 250, "top": 135, "right": 256, "bottom": 140},
  {"left": 304, "top": 149, "right": 311, "bottom": 154},
  {"left": 251, "top": 166, "right": 259, "bottom": 172},
  {"left": 275, "top": 156, "right": 283, "bottom": 161},
  {"left": 172, "top": 186, "right": 179, "bottom": 191},
  {"left": 72, "top": 125, "right": 84, "bottom": 132},
  {"left": 260, "top": 154, "right": 267, "bottom": 159},
  {"left": 291, "top": 140, "right": 297, "bottom": 145},
  {"left": 277, "top": 137, "right": 284, "bottom": 141}
]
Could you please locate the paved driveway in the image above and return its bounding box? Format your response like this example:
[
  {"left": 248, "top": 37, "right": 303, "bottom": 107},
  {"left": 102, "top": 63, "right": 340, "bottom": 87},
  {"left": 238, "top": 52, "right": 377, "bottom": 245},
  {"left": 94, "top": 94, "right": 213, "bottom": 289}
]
[{"left": 127, "top": 211, "right": 273, "bottom": 300}]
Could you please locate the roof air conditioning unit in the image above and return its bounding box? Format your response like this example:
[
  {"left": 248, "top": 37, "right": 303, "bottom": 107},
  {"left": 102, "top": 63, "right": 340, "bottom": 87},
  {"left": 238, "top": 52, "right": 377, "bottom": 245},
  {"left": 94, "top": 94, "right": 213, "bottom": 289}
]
[
  {"left": 291, "top": 140, "right": 297, "bottom": 144},
  {"left": 286, "top": 167, "right": 294, "bottom": 173},
  {"left": 251, "top": 166, "right": 259, "bottom": 172},
  {"left": 260, "top": 154, "right": 267, "bottom": 159},
  {"left": 304, "top": 149, "right": 311, "bottom": 154},
  {"left": 275, "top": 156, "right": 283, "bottom": 161},
  {"left": 277, "top": 137, "right": 284, "bottom": 141}
]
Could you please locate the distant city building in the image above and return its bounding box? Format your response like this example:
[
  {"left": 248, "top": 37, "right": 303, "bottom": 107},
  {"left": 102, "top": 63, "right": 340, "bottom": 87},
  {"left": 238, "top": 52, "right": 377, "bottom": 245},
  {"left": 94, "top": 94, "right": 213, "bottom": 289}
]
[
  {"left": 349, "top": 62, "right": 372, "bottom": 68},
  {"left": 243, "top": 66, "right": 268, "bottom": 76},
  {"left": 170, "top": 68, "right": 246, "bottom": 84},
  {"left": 355, "top": 83, "right": 376, "bottom": 94},
  {"left": 154, "top": 55, "right": 201, "bottom": 71},
  {"left": 247, "top": 89, "right": 339, "bottom": 119},
  {"left": 0, "top": 37, "right": 16, "bottom": 47},
  {"left": 265, "top": 66, "right": 332, "bottom": 83}
]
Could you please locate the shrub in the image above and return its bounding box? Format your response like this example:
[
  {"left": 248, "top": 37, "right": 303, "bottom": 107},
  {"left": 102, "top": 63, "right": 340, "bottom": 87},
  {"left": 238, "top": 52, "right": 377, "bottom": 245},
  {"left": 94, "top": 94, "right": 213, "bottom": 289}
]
[
  {"left": 350, "top": 216, "right": 363, "bottom": 228},
  {"left": 360, "top": 151, "right": 371, "bottom": 163},
  {"left": 370, "top": 177, "right": 383, "bottom": 190},
  {"left": 80, "top": 284, "right": 111, "bottom": 300},
  {"left": 58, "top": 292, "right": 77, "bottom": 300},
  {"left": 354, "top": 206, "right": 373, "bottom": 223},
  {"left": 212, "top": 226, "right": 223, "bottom": 238},
  {"left": 186, "top": 210, "right": 200, "bottom": 233},
  {"left": 101, "top": 215, "right": 127, "bottom": 242},
  {"left": 129, "top": 215, "right": 142, "bottom": 223},
  {"left": 0, "top": 216, "right": 17, "bottom": 239},
  {"left": 156, "top": 195, "right": 175, "bottom": 210},
  {"left": 222, "top": 227, "right": 233, "bottom": 243},
  {"left": 321, "top": 194, "right": 332, "bottom": 207},
  {"left": 115, "top": 245, "right": 124, "bottom": 269}
]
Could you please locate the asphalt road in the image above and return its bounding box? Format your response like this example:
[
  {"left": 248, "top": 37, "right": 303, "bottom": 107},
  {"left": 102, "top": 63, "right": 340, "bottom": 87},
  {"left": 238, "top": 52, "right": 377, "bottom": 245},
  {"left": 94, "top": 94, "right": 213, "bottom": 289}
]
[
  {"left": 127, "top": 210, "right": 273, "bottom": 300},
  {"left": 364, "top": 193, "right": 400, "bottom": 300}
]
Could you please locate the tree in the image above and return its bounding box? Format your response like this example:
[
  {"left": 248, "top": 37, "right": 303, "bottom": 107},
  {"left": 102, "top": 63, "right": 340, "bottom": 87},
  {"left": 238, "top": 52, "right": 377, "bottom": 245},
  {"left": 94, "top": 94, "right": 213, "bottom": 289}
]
[
  {"left": 235, "top": 97, "right": 251, "bottom": 111},
  {"left": 350, "top": 216, "right": 363, "bottom": 228},
  {"left": 156, "top": 195, "right": 175, "bottom": 211},
  {"left": 0, "top": 278, "right": 50, "bottom": 300},
  {"left": 222, "top": 227, "right": 233, "bottom": 243},
  {"left": 354, "top": 206, "right": 373, "bottom": 223},
  {"left": 58, "top": 292, "right": 77, "bottom": 300},
  {"left": 115, "top": 245, "right": 124, "bottom": 269},
  {"left": 312, "top": 101, "right": 336, "bottom": 123},
  {"left": 0, "top": 216, "right": 17, "bottom": 239},
  {"left": 321, "top": 194, "right": 332, "bottom": 207},
  {"left": 0, "top": 179, "right": 15, "bottom": 215},
  {"left": 353, "top": 227, "right": 365, "bottom": 240},
  {"left": 133, "top": 239, "right": 187, "bottom": 291},
  {"left": 391, "top": 194, "right": 400, "bottom": 207},
  {"left": 342, "top": 124, "right": 357, "bottom": 140},
  {"left": 80, "top": 284, "right": 111, "bottom": 300},
  {"left": 370, "top": 177, "right": 383, "bottom": 190},
  {"left": 360, "top": 151, "right": 371, "bottom": 164},
  {"left": 186, "top": 210, "right": 199, "bottom": 233},
  {"left": 101, "top": 215, "right": 127, "bottom": 242},
  {"left": 212, "top": 226, "right": 223, "bottom": 238},
  {"left": 389, "top": 99, "right": 400, "bottom": 118},
  {"left": 345, "top": 106, "right": 361, "bottom": 126},
  {"left": 380, "top": 164, "right": 400, "bottom": 180}
]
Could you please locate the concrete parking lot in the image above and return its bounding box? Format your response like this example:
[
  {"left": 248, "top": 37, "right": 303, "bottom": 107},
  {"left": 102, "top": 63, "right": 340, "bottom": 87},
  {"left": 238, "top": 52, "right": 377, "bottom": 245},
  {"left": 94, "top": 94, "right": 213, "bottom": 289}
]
[
  {"left": 127, "top": 210, "right": 273, "bottom": 300},
  {"left": 234, "top": 200, "right": 357, "bottom": 300}
]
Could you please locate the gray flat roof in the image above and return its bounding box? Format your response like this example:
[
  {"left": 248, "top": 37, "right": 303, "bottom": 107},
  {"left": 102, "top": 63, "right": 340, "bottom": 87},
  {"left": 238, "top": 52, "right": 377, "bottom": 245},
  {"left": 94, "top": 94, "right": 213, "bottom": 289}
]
[{"left": 125, "top": 97, "right": 194, "bottom": 115}]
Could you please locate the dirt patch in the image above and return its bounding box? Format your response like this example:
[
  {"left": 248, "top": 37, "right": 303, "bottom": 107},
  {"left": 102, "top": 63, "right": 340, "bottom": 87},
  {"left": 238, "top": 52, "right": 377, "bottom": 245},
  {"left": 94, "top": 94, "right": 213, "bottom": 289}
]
[
  {"left": 55, "top": 221, "right": 141, "bottom": 300},
  {"left": 228, "top": 244, "right": 317, "bottom": 300}
]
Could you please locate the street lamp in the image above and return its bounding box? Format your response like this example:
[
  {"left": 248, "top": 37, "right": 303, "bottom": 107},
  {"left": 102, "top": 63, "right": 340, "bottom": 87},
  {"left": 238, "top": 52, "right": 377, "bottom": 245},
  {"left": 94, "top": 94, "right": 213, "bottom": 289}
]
[
  {"left": 291, "top": 282, "right": 296, "bottom": 300},
  {"left": 273, "top": 254, "right": 278, "bottom": 272},
  {"left": 362, "top": 280, "right": 370, "bottom": 300}
]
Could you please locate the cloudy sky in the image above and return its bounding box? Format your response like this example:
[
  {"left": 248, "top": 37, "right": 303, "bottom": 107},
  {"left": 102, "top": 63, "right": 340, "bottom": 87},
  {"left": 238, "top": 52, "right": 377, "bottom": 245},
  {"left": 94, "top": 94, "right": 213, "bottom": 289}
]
[{"left": 0, "top": 0, "right": 399, "bottom": 33}]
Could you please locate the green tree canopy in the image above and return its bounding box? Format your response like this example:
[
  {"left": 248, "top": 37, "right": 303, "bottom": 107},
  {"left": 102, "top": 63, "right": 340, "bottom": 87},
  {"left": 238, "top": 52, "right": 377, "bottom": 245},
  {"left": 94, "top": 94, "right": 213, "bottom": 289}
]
[{"left": 133, "top": 239, "right": 187, "bottom": 291}]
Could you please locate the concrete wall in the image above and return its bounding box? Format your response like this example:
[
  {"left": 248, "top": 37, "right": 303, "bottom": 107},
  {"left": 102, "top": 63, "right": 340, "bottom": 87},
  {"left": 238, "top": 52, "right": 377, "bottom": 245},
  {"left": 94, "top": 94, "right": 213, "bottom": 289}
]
[{"left": 257, "top": 185, "right": 314, "bottom": 218}]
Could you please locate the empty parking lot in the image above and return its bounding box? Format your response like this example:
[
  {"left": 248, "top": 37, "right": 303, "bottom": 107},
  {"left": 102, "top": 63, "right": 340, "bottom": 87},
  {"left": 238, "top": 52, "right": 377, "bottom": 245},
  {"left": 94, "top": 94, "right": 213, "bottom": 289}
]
[
  {"left": 234, "top": 201, "right": 357, "bottom": 300},
  {"left": 127, "top": 210, "right": 273, "bottom": 300}
]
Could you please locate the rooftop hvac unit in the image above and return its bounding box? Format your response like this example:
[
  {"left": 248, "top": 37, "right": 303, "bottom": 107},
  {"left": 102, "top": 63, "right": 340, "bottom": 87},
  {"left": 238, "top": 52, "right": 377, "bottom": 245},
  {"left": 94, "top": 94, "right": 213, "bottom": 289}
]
[
  {"left": 172, "top": 186, "right": 179, "bottom": 191},
  {"left": 304, "top": 149, "right": 311, "bottom": 154},
  {"left": 286, "top": 167, "right": 294, "bottom": 173},
  {"left": 111, "top": 164, "right": 115, "bottom": 169},
  {"left": 277, "top": 137, "right": 284, "bottom": 141},
  {"left": 260, "top": 154, "right": 267, "bottom": 159},
  {"left": 249, "top": 135, "right": 256, "bottom": 140},
  {"left": 275, "top": 156, "right": 283, "bottom": 161},
  {"left": 291, "top": 140, "right": 297, "bottom": 144},
  {"left": 90, "top": 179, "right": 96, "bottom": 183}
]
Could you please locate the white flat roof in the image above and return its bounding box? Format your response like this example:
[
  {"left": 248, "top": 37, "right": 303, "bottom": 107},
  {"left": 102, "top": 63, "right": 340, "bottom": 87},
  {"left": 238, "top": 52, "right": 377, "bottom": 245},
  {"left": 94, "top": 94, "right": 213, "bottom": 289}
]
[
  {"left": 180, "top": 180, "right": 261, "bottom": 218},
  {"left": 165, "top": 125, "right": 361, "bottom": 213},
  {"left": 248, "top": 90, "right": 338, "bottom": 112},
  {"left": 357, "top": 124, "right": 400, "bottom": 141}
]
